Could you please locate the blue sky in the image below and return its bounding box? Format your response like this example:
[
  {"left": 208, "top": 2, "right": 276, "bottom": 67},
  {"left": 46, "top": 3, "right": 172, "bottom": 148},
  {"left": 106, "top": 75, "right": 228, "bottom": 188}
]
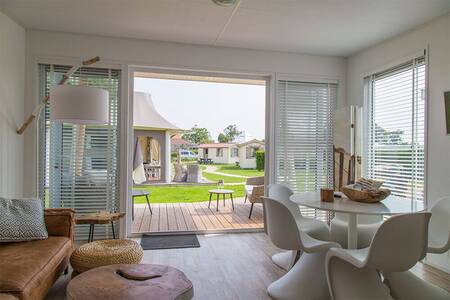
[{"left": 134, "top": 78, "right": 266, "bottom": 141}]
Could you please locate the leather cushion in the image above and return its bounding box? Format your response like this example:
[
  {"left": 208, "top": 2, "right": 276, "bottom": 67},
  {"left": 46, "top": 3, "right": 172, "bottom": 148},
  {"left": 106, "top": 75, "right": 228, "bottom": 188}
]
[{"left": 0, "top": 237, "right": 71, "bottom": 293}]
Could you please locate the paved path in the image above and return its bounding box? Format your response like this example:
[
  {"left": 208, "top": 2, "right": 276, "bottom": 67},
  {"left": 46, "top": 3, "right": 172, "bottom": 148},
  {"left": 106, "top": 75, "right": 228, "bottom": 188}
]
[{"left": 203, "top": 165, "right": 248, "bottom": 178}]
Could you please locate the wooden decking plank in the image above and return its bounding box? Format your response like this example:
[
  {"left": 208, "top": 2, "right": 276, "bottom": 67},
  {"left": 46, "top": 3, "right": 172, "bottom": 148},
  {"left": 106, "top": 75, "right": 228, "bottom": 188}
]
[
  {"left": 180, "top": 203, "right": 197, "bottom": 231},
  {"left": 132, "top": 198, "right": 264, "bottom": 233},
  {"left": 186, "top": 202, "right": 206, "bottom": 231},
  {"left": 149, "top": 203, "right": 160, "bottom": 232},
  {"left": 167, "top": 203, "right": 178, "bottom": 231},
  {"left": 159, "top": 204, "right": 169, "bottom": 232},
  {"left": 173, "top": 203, "right": 188, "bottom": 231}
]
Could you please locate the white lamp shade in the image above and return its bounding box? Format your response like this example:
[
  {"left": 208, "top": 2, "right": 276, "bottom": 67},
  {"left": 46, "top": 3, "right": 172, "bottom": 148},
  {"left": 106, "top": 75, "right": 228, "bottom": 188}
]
[{"left": 50, "top": 85, "right": 109, "bottom": 124}]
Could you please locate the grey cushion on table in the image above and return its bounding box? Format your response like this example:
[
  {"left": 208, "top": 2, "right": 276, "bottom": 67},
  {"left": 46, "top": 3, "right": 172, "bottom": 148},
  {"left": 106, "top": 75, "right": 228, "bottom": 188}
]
[{"left": 0, "top": 197, "right": 48, "bottom": 242}]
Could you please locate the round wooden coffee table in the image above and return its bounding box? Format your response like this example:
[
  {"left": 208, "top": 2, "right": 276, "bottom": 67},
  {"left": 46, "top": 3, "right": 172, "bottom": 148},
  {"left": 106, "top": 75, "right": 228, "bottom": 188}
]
[
  {"left": 67, "top": 264, "right": 193, "bottom": 300},
  {"left": 208, "top": 189, "right": 234, "bottom": 211}
]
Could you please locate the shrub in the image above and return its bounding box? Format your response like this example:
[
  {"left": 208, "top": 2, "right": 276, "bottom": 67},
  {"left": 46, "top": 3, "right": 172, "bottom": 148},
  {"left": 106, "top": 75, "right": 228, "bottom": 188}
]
[{"left": 255, "top": 150, "right": 265, "bottom": 171}]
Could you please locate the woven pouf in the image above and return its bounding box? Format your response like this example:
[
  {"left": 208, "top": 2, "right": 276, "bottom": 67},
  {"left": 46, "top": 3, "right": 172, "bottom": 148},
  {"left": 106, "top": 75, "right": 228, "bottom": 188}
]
[{"left": 70, "top": 239, "right": 143, "bottom": 276}]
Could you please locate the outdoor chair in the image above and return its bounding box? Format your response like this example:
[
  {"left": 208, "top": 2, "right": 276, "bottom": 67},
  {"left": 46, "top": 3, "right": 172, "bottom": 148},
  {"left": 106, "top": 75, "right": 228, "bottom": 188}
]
[{"left": 245, "top": 176, "right": 265, "bottom": 218}]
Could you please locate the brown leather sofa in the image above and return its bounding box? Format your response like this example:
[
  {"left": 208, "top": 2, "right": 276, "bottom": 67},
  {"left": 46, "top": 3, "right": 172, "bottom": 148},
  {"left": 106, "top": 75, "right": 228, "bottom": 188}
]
[{"left": 0, "top": 208, "right": 75, "bottom": 300}]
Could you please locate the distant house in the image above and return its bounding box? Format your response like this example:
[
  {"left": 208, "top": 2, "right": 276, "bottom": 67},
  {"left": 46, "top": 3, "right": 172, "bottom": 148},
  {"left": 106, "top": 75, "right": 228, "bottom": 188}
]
[
  {"left": 237, "top": 139, "right": 265, "bottom": 169},
  {"left": 197, "top": 143, "right": 239, "bottom": 164},
  {"left": 171, "top": 134, "right": 196, "bottom": 153}
]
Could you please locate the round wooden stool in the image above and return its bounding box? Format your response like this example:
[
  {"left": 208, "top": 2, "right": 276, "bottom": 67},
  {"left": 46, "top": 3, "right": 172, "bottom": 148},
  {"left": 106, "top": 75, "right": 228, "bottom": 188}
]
[{"left": 67, "top": 264, "right": 193, "bottom": 300}]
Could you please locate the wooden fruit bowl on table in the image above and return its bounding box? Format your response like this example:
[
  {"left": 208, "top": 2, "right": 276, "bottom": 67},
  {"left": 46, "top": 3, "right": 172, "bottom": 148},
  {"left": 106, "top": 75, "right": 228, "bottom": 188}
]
[{"left": 342, "top": 185, "right": 391, "bottom": 203}]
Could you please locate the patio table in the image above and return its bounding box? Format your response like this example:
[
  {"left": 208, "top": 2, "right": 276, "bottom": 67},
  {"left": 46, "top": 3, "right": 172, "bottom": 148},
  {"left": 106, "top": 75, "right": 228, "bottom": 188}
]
[{"left": 208, "top": 189, "right": 235, "bottom": 211}]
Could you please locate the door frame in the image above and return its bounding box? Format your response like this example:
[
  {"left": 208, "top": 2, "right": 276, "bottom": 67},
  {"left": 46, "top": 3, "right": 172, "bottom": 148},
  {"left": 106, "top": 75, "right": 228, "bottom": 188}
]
[{"left": 125, "top": 65, "right": 275, "bottom": 237}]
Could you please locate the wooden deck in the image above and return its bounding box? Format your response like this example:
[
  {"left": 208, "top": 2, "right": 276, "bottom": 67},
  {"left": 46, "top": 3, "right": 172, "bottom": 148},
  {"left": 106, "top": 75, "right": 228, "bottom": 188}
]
[{"left": 132, "top": 197, "right": 264, "bottom": 233}]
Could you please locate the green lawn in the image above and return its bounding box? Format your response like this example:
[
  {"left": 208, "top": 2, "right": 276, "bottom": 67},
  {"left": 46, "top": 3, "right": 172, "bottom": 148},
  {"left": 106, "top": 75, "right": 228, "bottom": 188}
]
[
  {"left": 202, "top": 172, "right": 246, "bottom": 183},
  {"left": 215, "top": 164, "right": 264, "bottom": 177},
  {"left": 134, "top": 184, "right": 245, "bottom": 204}
]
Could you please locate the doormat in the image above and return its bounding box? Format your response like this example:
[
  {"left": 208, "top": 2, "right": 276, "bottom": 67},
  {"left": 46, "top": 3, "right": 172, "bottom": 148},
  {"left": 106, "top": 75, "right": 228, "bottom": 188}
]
[{"left": 141, "top": 234, "right": 200, "bottom": 250}]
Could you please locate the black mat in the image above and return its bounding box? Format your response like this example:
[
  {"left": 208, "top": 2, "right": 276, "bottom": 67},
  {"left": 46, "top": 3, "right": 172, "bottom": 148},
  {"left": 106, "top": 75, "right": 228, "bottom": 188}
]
[{"left": 141, "top": 234, "right": 200, "bottom": 250}]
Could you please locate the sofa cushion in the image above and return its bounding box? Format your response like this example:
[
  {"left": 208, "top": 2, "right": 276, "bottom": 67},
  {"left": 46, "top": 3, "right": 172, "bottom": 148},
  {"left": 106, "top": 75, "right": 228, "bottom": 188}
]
[
  {"left": 0, "top": 198, "right": 48, "bottom": 242},
  {"left": 0, "top": 237, "right": 71, "bottom": 293}
]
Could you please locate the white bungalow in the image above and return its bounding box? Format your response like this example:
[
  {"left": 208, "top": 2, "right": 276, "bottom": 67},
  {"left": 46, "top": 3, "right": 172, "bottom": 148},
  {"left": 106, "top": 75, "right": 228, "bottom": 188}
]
[
  {"left": 237, "top": 139, "right": 265, "bottom": 169},
  {"left": 197, "top": 143, "right": 239, "bottom": 164},
  {"left": 133, "top": 91, "right": 181, "bottom": 183}
]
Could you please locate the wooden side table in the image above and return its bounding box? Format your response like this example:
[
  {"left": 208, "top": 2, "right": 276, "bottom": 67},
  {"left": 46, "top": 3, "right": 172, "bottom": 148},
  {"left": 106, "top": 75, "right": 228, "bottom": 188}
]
[{"left": 75, "top": 212, "right": 125, "bottom": 242}]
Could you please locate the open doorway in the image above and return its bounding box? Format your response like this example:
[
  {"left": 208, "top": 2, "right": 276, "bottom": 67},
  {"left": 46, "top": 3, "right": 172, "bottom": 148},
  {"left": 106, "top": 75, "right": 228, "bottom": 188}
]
[{"left": 130, "top": 71, "right": 267, "bottom": 234}]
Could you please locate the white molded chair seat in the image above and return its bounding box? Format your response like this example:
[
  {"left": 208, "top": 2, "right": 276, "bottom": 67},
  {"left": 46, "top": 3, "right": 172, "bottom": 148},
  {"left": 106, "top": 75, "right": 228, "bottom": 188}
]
[
  {"left": 268, "top": 184, "right": 330, "bottom": 271},
  {"left": 264, "top": 196, "right": 340, "bottom": 300},
  {"left": 330, "top": 212, "right": 383, "bottom": 248},
  {"left": 326, "top": 212, "right": 432, "bottom": 300},
  {"left": 383, "top": 197, "right": 450, "bottom": 300}
]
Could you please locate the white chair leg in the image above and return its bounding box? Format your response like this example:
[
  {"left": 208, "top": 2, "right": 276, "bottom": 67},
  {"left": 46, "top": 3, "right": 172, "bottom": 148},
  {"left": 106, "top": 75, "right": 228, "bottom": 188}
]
[
  {"left": 268, "top": 252, "right": 330, "bottom": 300},
  {"left": 271, "top": 251, "right": 299, "bottom": 271}
]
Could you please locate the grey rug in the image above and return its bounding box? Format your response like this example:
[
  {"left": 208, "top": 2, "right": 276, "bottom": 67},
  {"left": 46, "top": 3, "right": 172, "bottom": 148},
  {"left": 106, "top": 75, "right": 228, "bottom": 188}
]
[{"left": 141, "top": 234, "right": 200, "bottom": 250}]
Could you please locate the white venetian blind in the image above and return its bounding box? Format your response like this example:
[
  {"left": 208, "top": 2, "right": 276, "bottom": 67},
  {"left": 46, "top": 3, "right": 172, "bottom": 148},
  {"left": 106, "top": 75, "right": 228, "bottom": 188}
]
[
  {"left": 275, "top": 80, "right": 336, "bottom": 220},
  {"left": 365, "top": 56, "right": 426, "bottom": 203},
  {"left": 38, "top": 64, "right": 120, "bottom": 240}
]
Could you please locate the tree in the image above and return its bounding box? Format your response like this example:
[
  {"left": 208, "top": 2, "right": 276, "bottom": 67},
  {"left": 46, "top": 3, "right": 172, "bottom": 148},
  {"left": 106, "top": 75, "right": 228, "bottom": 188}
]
[
  {"left": 182, "top": 125, "right": 211, "bottom": 145},
  {"left": 221, "top": 124, "right": 242, "bottom": 142},
  {"left": 374, "top": 124, "right": 406, "bottom": 145},
  {"left": 217, "top": 133, "right": 229, "bottom": 143}
]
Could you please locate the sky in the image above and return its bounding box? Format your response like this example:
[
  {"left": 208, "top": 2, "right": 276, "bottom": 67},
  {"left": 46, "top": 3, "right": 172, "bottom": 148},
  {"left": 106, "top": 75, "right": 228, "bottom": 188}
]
[{"left": 134, "top": 77, "right": 266, "bottom": 141}]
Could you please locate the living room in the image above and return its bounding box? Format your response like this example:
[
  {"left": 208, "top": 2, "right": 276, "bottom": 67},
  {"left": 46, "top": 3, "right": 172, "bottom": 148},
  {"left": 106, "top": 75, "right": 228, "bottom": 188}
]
[{"left": 0, "top": 1, "right": 449, "bottom": 299}]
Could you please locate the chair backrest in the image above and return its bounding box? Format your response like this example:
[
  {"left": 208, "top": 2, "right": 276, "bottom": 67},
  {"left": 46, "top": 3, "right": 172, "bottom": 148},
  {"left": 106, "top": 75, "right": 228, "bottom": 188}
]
[
  {"left": 249, "top": 185, "right": 264, "bottom": 204},
  {"left": 268, "top": 184, "right": 301, "bottom": 217},
  {"left": 246, "top": 176, "right": 264, "bottom": 186},
  {"left": 263, "top": 197, "right": 302, "bottom": 251},
  {"left": 367, "top": 212, "right": 431, "bottom": 273},
  {"left": 429, "top": 196, "right": 450, "bottom": 253}
]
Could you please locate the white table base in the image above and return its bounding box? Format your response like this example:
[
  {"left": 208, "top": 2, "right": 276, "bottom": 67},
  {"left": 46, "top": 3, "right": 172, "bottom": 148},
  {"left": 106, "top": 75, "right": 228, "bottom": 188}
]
[
  {"left": 268, "top": 252, "right": 330, "bottom": 300},
  {"left": 347, "top": 213, "right": 358, "bottom": 249}
]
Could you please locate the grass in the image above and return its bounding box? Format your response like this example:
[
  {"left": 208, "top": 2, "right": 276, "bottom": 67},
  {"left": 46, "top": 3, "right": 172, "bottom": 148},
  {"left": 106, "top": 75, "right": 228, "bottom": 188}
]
[
  {"left": 215, "top": 164, "right": 264, "bottom": 177},
  {"left": 134, "top": 184, "right": 245, "bottom": 204},
  {"left": 202, "top": 172, "right": 246, "bottom": 183}
]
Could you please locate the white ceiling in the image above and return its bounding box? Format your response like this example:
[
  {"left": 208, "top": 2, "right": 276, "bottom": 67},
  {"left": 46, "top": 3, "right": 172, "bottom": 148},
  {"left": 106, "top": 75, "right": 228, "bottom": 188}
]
[{"left": 1, "top": 0, "right": 449, "bottom": 57}]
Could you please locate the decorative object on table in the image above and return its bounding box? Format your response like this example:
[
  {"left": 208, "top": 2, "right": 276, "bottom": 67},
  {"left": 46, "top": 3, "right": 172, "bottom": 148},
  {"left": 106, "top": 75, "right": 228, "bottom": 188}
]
[
  {"left": 16, "top": 56, "right": 102, "bottom": 134},
  {"left": 140, "top": 234, "right": 200, "bottom": 250},
  {"left": 445, "top": 91, "right": 450, "bottom": 135},
  {"left": 208, "top": 189, "right": 235, "bottom": 211},
  {"left": 217, "top": 179, "right": 224, "bottom": 189},
  {"left": 132, "top": 190, "right": 152, "bottom": 221},
  {"left": 70, "top": 239, "right": 143, "bottom": 277},
  {"left": 342, "top": 178, "right": 390, "bottom": 203},
  {"left": 75, "top": 212, "right": 125, "bottom": 242},
  {"left": 320, "top": 188, "right": 334, "bottom": 202},
  {"left": 0, "top": 197, "right": 48, "bottom": 242},
  {"left": 66, "top": 264, "right": 193, "bottom": 300}
]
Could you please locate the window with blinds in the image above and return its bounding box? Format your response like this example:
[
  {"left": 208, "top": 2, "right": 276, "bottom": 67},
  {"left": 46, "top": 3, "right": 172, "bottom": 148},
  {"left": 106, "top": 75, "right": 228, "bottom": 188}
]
[
  {"left": 365, "top": 56, "right": 426, "bottom": 203},
  {"left": 38, "top": 64, "right": 121, "bottom": 240},
  {"left": 275, "top": 80, "right": 336, "bottom": 220}
]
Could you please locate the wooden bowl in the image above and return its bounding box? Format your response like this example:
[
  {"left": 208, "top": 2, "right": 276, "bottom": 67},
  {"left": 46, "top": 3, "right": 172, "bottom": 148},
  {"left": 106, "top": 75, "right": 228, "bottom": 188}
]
[{"left": 342, "top": 186, "right": 391, "bottom": 203}]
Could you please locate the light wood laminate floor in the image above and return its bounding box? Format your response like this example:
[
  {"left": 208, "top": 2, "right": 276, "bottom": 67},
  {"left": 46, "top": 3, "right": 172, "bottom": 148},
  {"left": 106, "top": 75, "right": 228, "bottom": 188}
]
[{"left": 46, "top": 233, "right": 450, "bottom": 300}]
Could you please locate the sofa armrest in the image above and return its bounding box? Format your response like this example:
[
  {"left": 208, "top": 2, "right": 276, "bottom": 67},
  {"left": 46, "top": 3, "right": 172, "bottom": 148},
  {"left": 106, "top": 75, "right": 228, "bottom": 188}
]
[{"left": 44, "top": 208, "right": 75, "bottom": 240}]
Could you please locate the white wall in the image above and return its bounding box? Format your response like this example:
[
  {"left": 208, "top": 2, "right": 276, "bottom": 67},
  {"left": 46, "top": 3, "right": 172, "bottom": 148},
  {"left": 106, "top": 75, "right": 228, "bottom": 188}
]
[
  {"left": 23, "top": 29, "right": 347, "bottom": 196},
  {"left": 347, "top": 13, "right": 450, "bottom": 272},
  {"left": 0, "top": 11, "right": 25, "bottom": 197}
]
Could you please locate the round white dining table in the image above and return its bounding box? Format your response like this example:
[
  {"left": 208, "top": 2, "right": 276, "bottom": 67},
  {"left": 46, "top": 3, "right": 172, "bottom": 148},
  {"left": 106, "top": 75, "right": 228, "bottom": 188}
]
[{"left": 290, "top": 192, "right": 425, "bottom": 249}]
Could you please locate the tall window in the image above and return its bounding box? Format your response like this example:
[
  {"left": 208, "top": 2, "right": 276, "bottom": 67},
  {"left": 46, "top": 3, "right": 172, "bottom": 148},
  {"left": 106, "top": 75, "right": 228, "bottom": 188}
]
[
  {"left": 39, "top": 64, "right": 120, "bottom": 240},
  {"left": 275, "top": 80, "right": 336, "bottom": 219},
  {"left": 365, "top": 56, "right": 426, "bottom": 203}
]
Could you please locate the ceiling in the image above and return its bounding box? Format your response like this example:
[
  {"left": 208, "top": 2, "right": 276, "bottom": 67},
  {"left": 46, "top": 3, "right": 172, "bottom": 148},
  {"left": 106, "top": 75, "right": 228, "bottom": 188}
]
[{"left": 1, "top": 0, "right": 449, "bottom": 57}]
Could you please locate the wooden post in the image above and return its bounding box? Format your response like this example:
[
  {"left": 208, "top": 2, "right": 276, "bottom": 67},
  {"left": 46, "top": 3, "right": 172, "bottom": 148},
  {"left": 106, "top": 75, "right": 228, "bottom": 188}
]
[{"left": 16, "top": 56, "right": 101, "bottom": 135}]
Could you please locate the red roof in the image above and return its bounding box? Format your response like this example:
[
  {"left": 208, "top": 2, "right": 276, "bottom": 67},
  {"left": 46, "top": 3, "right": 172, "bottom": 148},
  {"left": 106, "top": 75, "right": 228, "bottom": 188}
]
[
  {"left": 198, "top": 143, "right": 236, "bottom": 148},
  {"left": 171, "top": 138, "right": 190, "bottom": 145}
]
